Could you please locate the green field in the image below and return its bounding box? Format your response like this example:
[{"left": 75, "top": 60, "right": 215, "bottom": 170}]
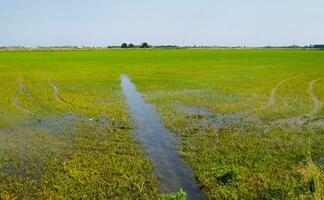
[{"left": 0, "top": 49, "right": 323, "bottom": 199}]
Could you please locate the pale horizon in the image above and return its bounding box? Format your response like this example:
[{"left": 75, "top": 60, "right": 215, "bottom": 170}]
[{"left": 1, "top": 0, "right": 324, "bottom": 47}]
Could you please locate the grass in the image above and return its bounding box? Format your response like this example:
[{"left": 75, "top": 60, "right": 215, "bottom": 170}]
[
  {"left": 0, "top": 48, "right": 323, "bottom": 199},
  {"left": 0, "top": 55, "right": 159, "bottom": 199}
]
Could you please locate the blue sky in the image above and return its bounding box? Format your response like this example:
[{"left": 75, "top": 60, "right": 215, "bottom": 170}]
[{"left": 1, "top": 0, "right": 323, "bottom": 47}]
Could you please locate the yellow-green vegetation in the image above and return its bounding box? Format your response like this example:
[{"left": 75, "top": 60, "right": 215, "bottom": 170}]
[
  {"left": 124, "top": 49, "right": 324, "bottom": 199},
  {"left": 0, "top": 56, "right": 158, "bottom": 199},
  {"left": 0, "top": 49, "right": 323, "bottom": 199}
]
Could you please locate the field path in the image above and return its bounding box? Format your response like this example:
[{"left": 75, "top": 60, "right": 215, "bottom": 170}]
[
  {"left": 49, "top": 79, "right": 91, "bottom": 111},
  {"left": 13, "top": 77, "right": 35, "bottom": 114},
  {"left": 267, "top": 78, "right": 322, "bottom": 127},
  {"left": 245, "top": 79, "right": 288, "bottom": 114},
  {"left": 49, "top": 80, "right": 68, "bottom": 105},
  {"left": 264, "top": 79, "right": 288, "bottom": 109},
  {"left": 307, "top": 77, "right": 322, "bottom": 116}
]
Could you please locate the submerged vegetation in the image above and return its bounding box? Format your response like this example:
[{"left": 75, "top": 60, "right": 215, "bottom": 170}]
[
  {"left": 0, "top": 49, "right": 323, "bottom": 199},
  {"left": 0, "top": 62, "right": 159, "bottom": 199}
]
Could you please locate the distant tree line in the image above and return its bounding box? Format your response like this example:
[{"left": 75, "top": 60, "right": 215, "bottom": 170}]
[
  {"left": 1, "top": 44, "right": 324, "bottom": 49},
  {"left": 312, "top": 44, "right": 324, "bottom": 49},
  {"left": 263, "top": 44, "right": 324, "bottom": 49},
  {"left": 121, "top": 42, "right": 150, "bottom": 48}
]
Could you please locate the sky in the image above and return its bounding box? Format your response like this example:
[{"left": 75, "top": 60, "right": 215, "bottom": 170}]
[{"left": 1, "top": 0, "right": 323, "bottom": 47}]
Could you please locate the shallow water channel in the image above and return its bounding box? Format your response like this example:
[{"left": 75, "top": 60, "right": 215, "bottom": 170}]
[{"left": 121, "top": 75, "right": 205, "bottom": 199}]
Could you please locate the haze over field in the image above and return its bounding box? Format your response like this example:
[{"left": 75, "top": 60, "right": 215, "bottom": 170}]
[{"left": 1, "top": 0, "right": 324, "bottom": 47}]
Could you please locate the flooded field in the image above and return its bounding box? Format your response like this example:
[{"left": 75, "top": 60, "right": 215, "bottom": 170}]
[
  {"left": 0, "top": 49, "right": 323, "bottom": 199},
  {"left": 121, "top": 75, "right": 205, "bottom": 199}
]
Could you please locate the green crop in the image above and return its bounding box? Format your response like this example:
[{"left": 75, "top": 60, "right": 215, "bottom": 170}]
[{"left": 0, "top": 48, "right": 323, "bottom": 199}]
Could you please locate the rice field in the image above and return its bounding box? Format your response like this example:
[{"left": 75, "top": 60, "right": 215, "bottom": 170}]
[{"left": 0, "top": 49, "right": 323, "bottom": 199}]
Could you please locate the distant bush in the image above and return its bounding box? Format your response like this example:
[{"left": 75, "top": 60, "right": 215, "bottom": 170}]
[
  {"left": 128, "top": 43, "right": 135, "bottom": 48},
  {"left": 141, "top": 42, "right": 150, "bottom": 48},
  {"left": 120, "top": 42, "right": 150, "bottom": 48}
]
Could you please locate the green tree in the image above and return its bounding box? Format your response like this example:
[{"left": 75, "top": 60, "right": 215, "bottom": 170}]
[
  {"left": 128, "top": 43, "right": 135, "bottom": 48},
  {"left": 121, "top": 43, "right": 128, "bottom": 48},
  {"left": 141, "top": 42, "right": 150, "bottom": 48}
]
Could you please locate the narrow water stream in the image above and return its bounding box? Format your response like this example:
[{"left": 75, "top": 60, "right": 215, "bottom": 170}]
[{"left": 121, "top": 75, "right": 205, "bottom": 200}]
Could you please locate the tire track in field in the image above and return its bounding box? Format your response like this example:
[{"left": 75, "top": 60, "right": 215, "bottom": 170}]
[
  {"left": 263, "top": 79, "right": 288, "bottom": 109},
  {"left": 13, "top": 76, "right": 35, "bottom": 115},
  {"left": 307, "top": 77, "right": 322, "bottom": 116},
  {"left": 49, "top": 80, "right": 68, "bottom": 105},
  {"left": 48, "top": 79, "right": 91, "bottom": 112},
  {"left": 245, "top": 79, "right": 288, "bottom": 114},
  {"left": 266, "top": 77, "right": 323, "bottom": 128}
]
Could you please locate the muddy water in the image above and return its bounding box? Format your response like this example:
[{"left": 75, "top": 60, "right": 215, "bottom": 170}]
[{"left": 121, "top": 75, "right": 205, "bottom": 199}]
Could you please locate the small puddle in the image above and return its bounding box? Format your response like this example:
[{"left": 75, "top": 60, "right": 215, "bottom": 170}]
[{"left": 121, "top": 75, "right": 205, "bottom": 199}]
